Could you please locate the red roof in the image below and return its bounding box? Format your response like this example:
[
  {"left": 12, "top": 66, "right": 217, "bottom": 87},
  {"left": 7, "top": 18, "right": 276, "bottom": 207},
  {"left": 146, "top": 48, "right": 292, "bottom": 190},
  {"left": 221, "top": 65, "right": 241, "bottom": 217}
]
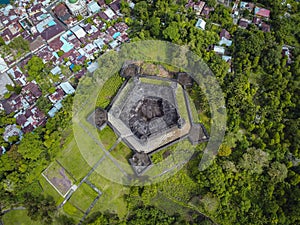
[
  {"left": 49, "top": 37, "right": 63, "bottom": 51},
  {"left": 255, "top": 7, "right": 270, "bottom": 18}
]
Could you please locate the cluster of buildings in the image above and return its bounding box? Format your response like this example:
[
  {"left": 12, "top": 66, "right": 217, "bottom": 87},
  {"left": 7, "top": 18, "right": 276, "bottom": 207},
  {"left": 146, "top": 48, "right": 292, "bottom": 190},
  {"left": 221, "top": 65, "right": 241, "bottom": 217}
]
[
  {"left": 0, "top": 0, "right": 131, "bottom": 152},
  {"left": 0, "top": 0, "right": 129, "bottom": 73},
  {"left": 233, "top": 1, "right": 271, "bottom": 32},
  {"left": 189, "top": 1, "right": 272, "bottom": 32},
  {"left": 190, "top": 1, "right": 293, "bottom": 71},
  {"left": 189, "top": 1, "right": 233, "bottom": 71}
]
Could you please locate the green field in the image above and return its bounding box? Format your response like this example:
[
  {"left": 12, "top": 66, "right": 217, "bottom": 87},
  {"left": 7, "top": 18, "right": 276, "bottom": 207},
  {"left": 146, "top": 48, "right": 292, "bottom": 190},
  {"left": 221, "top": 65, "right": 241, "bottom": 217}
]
[
  {"left": 188, "top": 94, "right": 200, "bottom": 123},
  {"left": 39, "top": 175, "right": 64, "bottom": 205},
  {"left": 2, "top": 210, "right": 41, "bottom": 225},
  {"left": 88, "top": 171, "right": 129, "bottom": 219},
  {"left": 96, "top": 74, "right": 124, "bottom": 109},
  {"left": 57, "top": 139, "right": 91, "bottom": 182},
  {"left": 140, "top": 77, "right": 171, "bottom": 86},
  {"left": 110, "top": 142, "right": 132, "bottom": 164},
  {"left": 69, "top": 183, "right": 98, "bottom": 212},
  {"left": 62, "top": 201, "right": 84, "bottom": 221},
  {"left": 42, "top": 161, "right": 74, "bottom": 197},
  {"left": 98, "top": 126, "right": 118, "bottom": 150},
  {"left": 176, "top": 85, "right": 189, "bottom": 122}
]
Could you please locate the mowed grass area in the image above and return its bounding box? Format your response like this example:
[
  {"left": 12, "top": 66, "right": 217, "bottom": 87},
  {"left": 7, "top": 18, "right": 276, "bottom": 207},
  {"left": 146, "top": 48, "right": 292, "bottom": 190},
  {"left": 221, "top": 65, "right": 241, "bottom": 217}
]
[
  {"left": 98, "top": 126, "right": 118, "bottom": 150},
  {"left": 39, "top": 138, "right": 95, "bottom": 212},
  {"left": 2, "top": 210, "right": 41, "bottom": 225},
  {"left": 176, "top": 85, "right": 189, "bottom": 122},
  {"left": 62, "top": 201, "right": 84, "bottom": 222},
  {"left": 110, "top": 142, "right": 132, "bottom": 164},
  {"left": 38, "top": 174, "right": 64, "bottom": 205},
  {"left": 56, "top": 139, "right": 91, "bottom": 182},
  {"left": 69, "top": 183, "right": 98, "bottom": 212},
  {"left": 88, "top": 171, "right": 129, "bottom": 219},
  {"left": 42, "top": 161, "right": 74, "bottom": 197},
  {"left": 188, "top": 94, "right": 200, "bottom": 123},
  {"left": 150, "top": 143, "right": 179, "bottom": 164},
  {"left": 139, "top": 77, "right": 171, "bottom": 86},
  {"left": 96, "top": 74, "right": 124, "bottom": 109},
  {"left": 199, "top": 111, "right": 211, "bottom": 134}
]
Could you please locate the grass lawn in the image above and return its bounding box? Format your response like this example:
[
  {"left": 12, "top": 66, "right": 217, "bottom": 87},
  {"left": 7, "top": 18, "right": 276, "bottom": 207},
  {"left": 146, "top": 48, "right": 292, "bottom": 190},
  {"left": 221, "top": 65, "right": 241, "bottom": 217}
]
[
  {"left": 57, "top": 139, "right": 91, "bottom": 182},
  {"left": 110, "top": 142, "right": 132, "bottom": 164},
  {"left": 88, "top": 171, "right": 129, "bottom": 219},
  {"left": 98, "top": 126, "right": 118, "bottom": 150},
  {"left": 2, "top": 210, "right": 41, "bottom": 225},
  {"left": 42, "top": 161, "right": 74, "bottom": 197},
  {"left": 139, "top": 77, "right": 171, "bottom": 86},
  {"left": 69, "top": 183, "right": 98, "bottom": 212},
  {"left": 38, "top": 174, "right": 64, "bottom": 205},
  {"left": 96, "top": 74, "right": 124, "bottom": 109},
  {"left": 150, "top": 143, "right": 179, "bottom": 164},
  {"left": 151, "top": 193, "right": 191, "bottom": 218},
  {"left": 199, "top": 111, "right": 211, "bottom": 134},
  {"left": 188, "top": 94, "right": 200, "bottom": 123},
  {"left": 62, "top": 201, "right": 84, "bottom": 221},
  {"left": 176, "top": 85, "right": 189, "bottom": 122}
]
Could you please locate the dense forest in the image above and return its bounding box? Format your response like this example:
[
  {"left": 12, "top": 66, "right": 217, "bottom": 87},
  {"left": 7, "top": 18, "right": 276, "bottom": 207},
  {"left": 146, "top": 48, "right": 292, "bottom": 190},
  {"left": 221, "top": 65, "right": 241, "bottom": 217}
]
[{"left": 0, "top": 0, "right": 299, "bottom": 224}]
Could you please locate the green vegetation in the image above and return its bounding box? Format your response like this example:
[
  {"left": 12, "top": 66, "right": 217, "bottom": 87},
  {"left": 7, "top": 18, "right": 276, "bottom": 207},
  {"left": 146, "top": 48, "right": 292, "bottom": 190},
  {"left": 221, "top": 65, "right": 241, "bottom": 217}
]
[
  {"left": 110, "top": 142, "right": 132, "bottom": 164},
  {"left": 1, "top": 0, "right": 300, "bottom": 224},
  {"left": 175, "top": 85, "right": 189, "bottom": 122},
  {"left": 69, "top": 183, "right": 98, "bottom": 212},
  {"left": 150, "top": 141, "right": 193, "bottom": 164},
  {"left": 0, "top": 36, "right": 30, "bottom": 59},
  {"left": 38, "top": 175, "right": 63, "bottom": 205},
  {"left": 62, "top": 202, "right": 84, "bottom": 220},
  {"left": 88, "top": 171, "right": 129, "bottom": 218},
  {"left": 25, "top": 56, "right": 54, "bottom": 95},
  {"left": 98, "top": 126, "right": 118, "bottom": 150},
  {"left": 56, "top": 139, "right": 91, "bottom": 182},
  {"left": 96, "top": 74, "right": 124, "bottom": 109},
  {"left": 139, "top": 77, "right": 170, "bottom": 86},
  {"left": 2, "top": 210, "right": 41, "bottom": 225}
]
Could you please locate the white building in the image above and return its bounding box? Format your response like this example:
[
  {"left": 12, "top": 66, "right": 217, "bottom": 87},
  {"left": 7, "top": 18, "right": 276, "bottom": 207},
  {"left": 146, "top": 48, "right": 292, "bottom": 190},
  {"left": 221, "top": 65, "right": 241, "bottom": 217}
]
[
  {"left": 70, "top": 25, "right": 86, "bottom": 39},
  {"left": 60, "top": 82, "right": 75, "bottom": 94},
  {"left": 0, "top": 72, "right": 14, "bottom": 97},
  {"left": 87, "top": 1, "right": 101, "bottom": 14},
  {"left": 104, "top": 8, "right": 116, "bottom": 20},
  {"left": 213, "top": 46, "right": 225, "bottom": 55},
  {"left": 65, "top": 0, "right": 87, "bottom": 16},
  {"left": 195, "top": 18, "right": 206, "bottom": 30},
  {"left": 219, "top": 37, "right": 232, "bottom": 47}
]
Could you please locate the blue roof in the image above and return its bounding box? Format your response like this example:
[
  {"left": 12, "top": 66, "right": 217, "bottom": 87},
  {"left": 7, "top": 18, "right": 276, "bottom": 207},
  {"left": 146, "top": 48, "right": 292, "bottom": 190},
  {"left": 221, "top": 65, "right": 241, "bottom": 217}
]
[
  {"left": 113, "top": 32, "right": 121, "bottom": 39},
  {"left": 60, "top": 32, "right": 74, "bottom": 53},
  {"left": 69, "top": 64, "right": 75, "bottom": 70},
  {"left": 48, "top": 20, "right": 56, "bottom": 26},
  {"left": 88, "top": 1, "right": 101, "bottom": 13},
  {"left": 48, "top": 107, "right": 58, "bottom": 117},
  {"left": 60, "top": 82, "right": 75, "bottom": 94},
  {"left": 53, "top": 52, "right": 59, "bottom": 59},
  {"left": 54, "top": 101, "right": 63, "bottom": 110}
]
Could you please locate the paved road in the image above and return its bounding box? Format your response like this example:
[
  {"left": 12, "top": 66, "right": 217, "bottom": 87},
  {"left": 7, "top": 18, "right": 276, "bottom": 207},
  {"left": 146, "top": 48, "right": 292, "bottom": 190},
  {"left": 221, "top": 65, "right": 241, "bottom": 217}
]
[{"left": 0, "top": 206, "right": 25, "bottom": 215}]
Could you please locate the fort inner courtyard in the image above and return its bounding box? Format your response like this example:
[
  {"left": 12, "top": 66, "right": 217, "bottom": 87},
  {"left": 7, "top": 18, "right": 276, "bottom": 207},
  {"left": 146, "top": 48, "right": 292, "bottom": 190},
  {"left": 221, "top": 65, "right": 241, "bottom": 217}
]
[{"left": 108, "top": 76, "right": 191, "bottom": 154}]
